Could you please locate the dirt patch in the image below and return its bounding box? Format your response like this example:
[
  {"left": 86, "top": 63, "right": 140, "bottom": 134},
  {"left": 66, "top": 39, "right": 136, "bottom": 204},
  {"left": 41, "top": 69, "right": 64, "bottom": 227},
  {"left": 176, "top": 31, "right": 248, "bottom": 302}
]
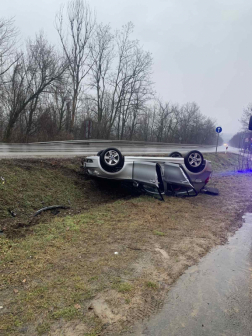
[
  {"left": 155, "top": 247, "right": 169, "bottom": 260},
  {"left": 89, "top": 293, "right": 123, "bottom": 324},
  {"left": 49, "top": 321, "right": 89, "bottom": 336},
  {"left": 1, "top": 153, "right": 251, "bottom": 335}
]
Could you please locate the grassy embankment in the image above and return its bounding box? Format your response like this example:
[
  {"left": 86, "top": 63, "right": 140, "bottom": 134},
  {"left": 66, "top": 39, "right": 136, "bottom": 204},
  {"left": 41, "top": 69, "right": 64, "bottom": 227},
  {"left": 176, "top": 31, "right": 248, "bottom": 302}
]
[{"left": 2, "top": 153, "right": 251, "bottom": 336}]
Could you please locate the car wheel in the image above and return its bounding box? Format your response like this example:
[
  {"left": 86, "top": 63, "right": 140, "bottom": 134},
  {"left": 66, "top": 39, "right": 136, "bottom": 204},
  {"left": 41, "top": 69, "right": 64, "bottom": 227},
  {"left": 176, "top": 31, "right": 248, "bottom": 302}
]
[
  {"left": 100, "top": 147, "right": 124, "bottom": 172},
  {"left": 184, "top": 150, "right": 204, "bottom": 172},
  {"left": 169, "top": 151, "right": 183, "bottom": 158},
  {"left": 97, "top": 150, "right": 103, "bottom": 156}
]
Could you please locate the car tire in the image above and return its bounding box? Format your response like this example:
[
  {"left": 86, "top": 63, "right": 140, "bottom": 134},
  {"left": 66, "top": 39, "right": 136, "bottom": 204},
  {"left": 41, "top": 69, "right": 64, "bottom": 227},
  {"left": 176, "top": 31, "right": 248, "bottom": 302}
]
[
  {"left": 169, "top": 151, "right": 183, "bottom": 158},
  {"left": 184, "top": 150, "right": 204, "bottom": 173},
  {"left": 100, "top": 147, "right": 124, "bottom": 172},
  {"left": 97, "top": 150, "right": 103, "bottom": 156}
]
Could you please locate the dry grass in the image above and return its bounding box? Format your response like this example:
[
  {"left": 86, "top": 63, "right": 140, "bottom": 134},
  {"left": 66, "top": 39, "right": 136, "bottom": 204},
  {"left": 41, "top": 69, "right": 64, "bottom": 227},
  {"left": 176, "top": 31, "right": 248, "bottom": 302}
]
[
  {"left": 1, "top": 153, "right": 251, "bottom": 335},
  {"left": 204, "top": 152, "right": 239, "bottom": 172},
  {"left": 0, "top": 158, "right": 135, "bottom": 233}
]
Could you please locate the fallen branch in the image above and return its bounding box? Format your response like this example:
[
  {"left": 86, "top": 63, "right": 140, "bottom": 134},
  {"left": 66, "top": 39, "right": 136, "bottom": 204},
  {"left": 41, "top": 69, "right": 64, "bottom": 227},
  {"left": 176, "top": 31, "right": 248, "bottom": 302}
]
[{"left": 34, "top": 205, "right": 70, "bottom": 217}]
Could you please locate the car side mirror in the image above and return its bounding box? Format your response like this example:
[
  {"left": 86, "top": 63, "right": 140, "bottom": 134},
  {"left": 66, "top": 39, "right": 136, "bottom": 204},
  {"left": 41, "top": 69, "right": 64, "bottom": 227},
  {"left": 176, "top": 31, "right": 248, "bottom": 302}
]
[{"left": 249, "top": 116, "right": 252, "bottom": 130}]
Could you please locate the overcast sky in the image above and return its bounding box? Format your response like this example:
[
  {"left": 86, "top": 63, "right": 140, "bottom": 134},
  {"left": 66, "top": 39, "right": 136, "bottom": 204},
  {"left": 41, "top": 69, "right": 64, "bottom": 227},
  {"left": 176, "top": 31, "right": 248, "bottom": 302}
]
[{"left": 2, "top": 0, "right": 252, "bottom": 136}]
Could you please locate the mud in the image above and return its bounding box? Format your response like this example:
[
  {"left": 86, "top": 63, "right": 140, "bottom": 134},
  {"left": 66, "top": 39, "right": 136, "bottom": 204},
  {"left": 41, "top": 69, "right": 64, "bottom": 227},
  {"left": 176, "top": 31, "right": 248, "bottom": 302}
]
[{"left": 140, "top": 213, "right": 252, "bottom": 336}]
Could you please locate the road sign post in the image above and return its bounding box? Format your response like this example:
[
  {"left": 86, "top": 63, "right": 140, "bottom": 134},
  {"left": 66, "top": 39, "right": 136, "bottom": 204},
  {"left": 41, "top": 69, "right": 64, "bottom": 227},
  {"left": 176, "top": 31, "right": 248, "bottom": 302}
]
[
  {"left": 215, "top": 127, "right": 222, "bottom": 154},
  {"left": 216, "top": 133, "right": 219, "bottom": 153}
]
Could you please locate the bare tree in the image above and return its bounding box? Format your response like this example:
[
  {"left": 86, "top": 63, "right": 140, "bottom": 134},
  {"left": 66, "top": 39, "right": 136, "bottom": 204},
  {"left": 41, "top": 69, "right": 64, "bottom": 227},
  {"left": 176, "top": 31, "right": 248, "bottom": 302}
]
[
  {"left": 89, "top": 23, "right": 114, "bottom": 138},
  {"left": 0, "top": 6, "right": 218, "bottom": 145},
  {"left": 3, "top": 33, "right": 66, "bottom": 142},
  {"left": 56, "top": 0, "right": 95, "bottom": 134},
  {"left": 103, "top": 22, "right": 134, "bottom": 138},
  {"left": 240, "top": 104, "right": 252, "bottom": 130},
  {"left": 100, "top": 22, "right": 153, "bottom": 139},
  {"left": 118, "top": 47, "right": 153, "bottom": 140},
  {"left": 0, "top": 18, "right": 18, "bottom": 79},
  {"left": 155, "top": 100, "right": 173, "bottom": 142}
]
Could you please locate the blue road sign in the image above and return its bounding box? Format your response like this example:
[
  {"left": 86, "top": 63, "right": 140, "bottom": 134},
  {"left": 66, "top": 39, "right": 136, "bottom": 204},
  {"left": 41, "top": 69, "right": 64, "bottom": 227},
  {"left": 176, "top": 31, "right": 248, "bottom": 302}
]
[{"left": 216, "top": 127, "right": 222, "bottom": 134}]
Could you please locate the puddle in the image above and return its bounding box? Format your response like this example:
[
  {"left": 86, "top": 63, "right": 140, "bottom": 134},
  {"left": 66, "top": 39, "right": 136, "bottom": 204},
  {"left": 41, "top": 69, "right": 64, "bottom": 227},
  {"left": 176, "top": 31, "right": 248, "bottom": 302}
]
[{"left": 140, "top": 213, "right": 252, "bottom": 336}]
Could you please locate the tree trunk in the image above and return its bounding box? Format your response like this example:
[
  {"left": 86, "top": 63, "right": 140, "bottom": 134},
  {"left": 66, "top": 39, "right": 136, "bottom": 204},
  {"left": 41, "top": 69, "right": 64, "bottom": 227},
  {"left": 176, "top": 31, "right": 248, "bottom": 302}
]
[
  {"left": 4, "top": 118, "right": 15, "bottom": 142},
  {"left": 70, "top": 93, "right": 77, "bottom": 134}
]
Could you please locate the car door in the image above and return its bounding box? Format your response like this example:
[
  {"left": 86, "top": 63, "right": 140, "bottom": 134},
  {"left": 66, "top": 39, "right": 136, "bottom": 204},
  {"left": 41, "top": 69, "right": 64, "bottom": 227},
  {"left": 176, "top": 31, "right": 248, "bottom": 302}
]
[
  {"left": 163, "top": 162, "right": 196, "bottom": 196},
  {"left": 132, "top": 161, "right": 165, "bottom": 198},
  {"left": 132, "top": 161, "right": 159, "bottom": 187}
]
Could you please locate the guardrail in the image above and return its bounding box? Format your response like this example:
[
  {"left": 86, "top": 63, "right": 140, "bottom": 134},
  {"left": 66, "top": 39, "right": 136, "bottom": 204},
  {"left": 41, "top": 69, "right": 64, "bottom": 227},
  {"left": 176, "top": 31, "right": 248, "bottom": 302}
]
[{"left": 0, "top": 139, "right": 216, "bottom": 147}]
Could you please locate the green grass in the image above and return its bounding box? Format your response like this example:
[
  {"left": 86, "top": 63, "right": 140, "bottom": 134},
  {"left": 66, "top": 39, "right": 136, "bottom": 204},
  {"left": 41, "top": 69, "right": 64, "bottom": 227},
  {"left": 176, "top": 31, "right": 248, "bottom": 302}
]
[
  {"left": 153, "top": 230, "right": 166, "bottom": 236},
  {"left": 145, "top": 281, "right": 158, "bottom": 289},
  {"left": 113, "top": 282, "right": 133, "bottom": 293},
  {"left": 0, "top": 160, "right": 84, "bottom": 221},
  {"left": 36, "top": 322, "right": 50, "bottom": 335},
  {"left": 51, "top": 306, "right": 81, "bottom": 320}
]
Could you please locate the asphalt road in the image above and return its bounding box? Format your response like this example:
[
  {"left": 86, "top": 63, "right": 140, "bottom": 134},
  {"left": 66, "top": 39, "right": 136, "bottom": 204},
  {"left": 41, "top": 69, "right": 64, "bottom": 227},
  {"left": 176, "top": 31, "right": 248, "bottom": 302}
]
[
  {"left": 139, "top": 213, "right": 252, "bottom": 336},
  {"left": 0, "top": 140, "right": 238, "bottom": 158}
]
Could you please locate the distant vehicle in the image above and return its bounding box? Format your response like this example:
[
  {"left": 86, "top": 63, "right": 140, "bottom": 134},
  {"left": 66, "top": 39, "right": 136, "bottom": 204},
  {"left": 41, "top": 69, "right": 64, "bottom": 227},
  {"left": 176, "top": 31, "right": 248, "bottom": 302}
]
[
  {"left": 249, "top": 116, "right": 252, "bottom": 130},
  {"left": 82, "top": 148, "right": 215, "bottom": 199}
]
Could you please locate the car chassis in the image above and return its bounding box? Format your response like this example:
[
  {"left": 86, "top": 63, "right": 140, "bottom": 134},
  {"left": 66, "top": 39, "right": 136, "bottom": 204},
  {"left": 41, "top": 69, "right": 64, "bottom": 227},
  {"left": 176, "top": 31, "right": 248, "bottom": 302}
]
[{"left": 82, "top": 148, "right": 216, "bottom": 200}]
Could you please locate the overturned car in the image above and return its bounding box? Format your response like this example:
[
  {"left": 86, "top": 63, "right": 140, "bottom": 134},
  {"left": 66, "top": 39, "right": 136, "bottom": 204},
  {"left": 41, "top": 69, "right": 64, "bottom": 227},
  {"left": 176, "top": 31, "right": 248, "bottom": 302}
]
[{"left": 82, "top": 148, "right": 216, "bottom": 199}]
